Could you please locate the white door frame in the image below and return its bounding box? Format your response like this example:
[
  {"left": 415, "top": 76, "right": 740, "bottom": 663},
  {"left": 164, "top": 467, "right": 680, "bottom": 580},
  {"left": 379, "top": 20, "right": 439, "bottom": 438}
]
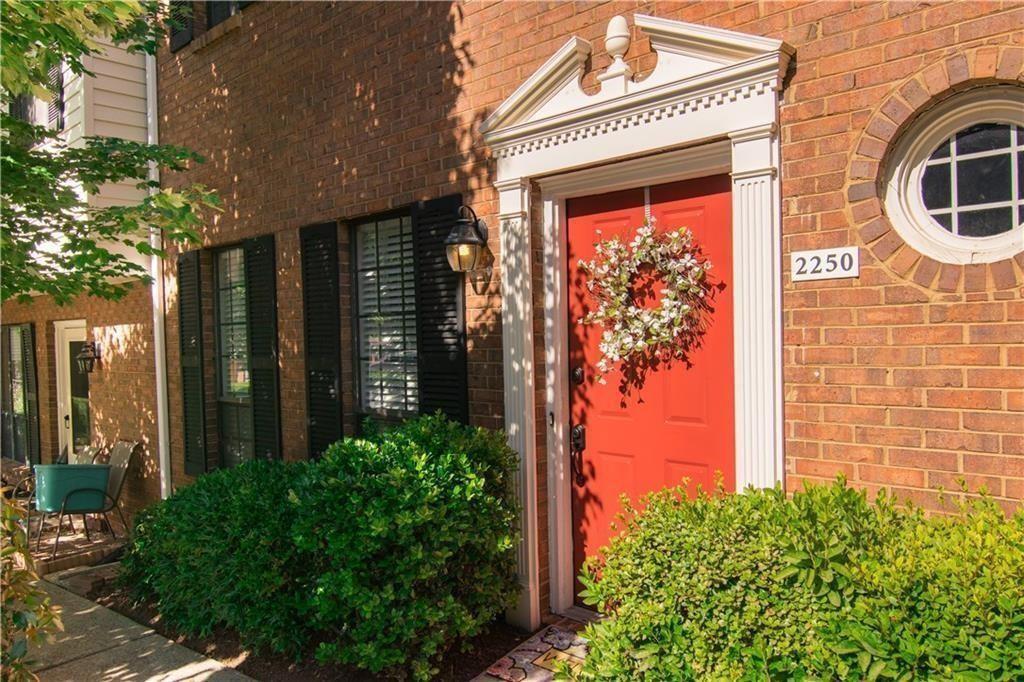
[
  {"left": 482, "top": 14, "right": 792, "bottom": 628},
  {"left": 54, "top": 319, "right": 87, "bottom": 457}
]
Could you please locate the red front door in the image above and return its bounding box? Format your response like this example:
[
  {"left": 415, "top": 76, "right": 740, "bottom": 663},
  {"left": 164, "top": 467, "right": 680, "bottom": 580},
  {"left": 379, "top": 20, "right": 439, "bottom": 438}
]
[{"left": 567, "top": 175, "right": 735, "bottom": 595}]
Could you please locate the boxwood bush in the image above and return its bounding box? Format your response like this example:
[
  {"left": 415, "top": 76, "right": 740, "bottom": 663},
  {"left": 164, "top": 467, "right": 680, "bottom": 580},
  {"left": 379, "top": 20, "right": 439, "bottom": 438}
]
[
  {"left": 121, "top": 415, "right": 519, "bottom": 680},
  {"left": 120, "top": 459, "right": 312, "bottom": 653},
  {"left": 572, "top": 480, "right": 1024, "bottom": 681},
  {"left": 293, "top": 415, "right": 520, "bottom": 679}
]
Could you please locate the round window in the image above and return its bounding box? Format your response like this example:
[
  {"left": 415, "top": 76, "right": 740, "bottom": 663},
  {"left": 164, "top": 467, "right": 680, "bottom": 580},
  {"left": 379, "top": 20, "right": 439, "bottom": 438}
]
[{"left": 884, "top": 87, "right": 1024, "bottom": 264}]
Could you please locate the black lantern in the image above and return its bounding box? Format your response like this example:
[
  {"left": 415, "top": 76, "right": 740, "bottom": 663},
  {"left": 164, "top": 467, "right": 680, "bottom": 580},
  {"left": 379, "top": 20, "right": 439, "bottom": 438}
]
[
  {"left": 445, "top": 205, "right": 487, "bottom": 272},
  {"left": 75, "top": 342, "right": 100, "bottom": 374}
]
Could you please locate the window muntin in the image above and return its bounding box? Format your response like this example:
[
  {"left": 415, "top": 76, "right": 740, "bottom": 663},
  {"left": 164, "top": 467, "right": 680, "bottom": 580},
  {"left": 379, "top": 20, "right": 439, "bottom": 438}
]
[
  {"left": 355, "top": 214, "right": 419, "bottom": 415},
  {"left": 883, "top": 87, "right": 1024, "bottom": 265},
  {"left": 921, "top": 123, "right": 1022, "bottom": 238},
  {"left": 215, "top": 247, "right": 253, "bottom": 466}
]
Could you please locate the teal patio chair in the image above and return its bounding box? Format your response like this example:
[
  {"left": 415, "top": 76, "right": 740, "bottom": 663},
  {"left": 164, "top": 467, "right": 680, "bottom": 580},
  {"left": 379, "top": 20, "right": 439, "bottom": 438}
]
[{"left": 34, "top": 440, "right": 139, "bottom": 559}]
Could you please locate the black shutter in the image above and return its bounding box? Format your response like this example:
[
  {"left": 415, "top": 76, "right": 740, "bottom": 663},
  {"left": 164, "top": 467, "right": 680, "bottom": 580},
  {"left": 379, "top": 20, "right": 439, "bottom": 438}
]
[
  {"left": 47, "top": 65, "right": 64, "bottom": 131},
  {"left": 412, "top": 194, "right": 468, "bottom": 423},
  {"left": 169, "top": 1, "right": 193, "bottom": 52},
  {"left": 0, "top": 328, "right": 11, "bottom": 459},
  {"left": 178, "top": 250, "right": 207, "bottom": 475},
  {"left": 300, "top": 223, "right": 342, "bottom": 457},
  {"left": 244, "top": 235, "right": 281, "bottom": 459},
  {"left": 207, "top": 1, "right": 233, "bottom": 28},
  {"left": 20, "top": 324, "right": 40, "bottom": 465}
]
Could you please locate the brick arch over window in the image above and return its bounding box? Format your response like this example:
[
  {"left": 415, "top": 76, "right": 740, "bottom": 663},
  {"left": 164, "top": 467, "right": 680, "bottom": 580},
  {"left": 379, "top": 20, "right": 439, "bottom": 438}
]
[{"left": 847, "top": 46, "right": 1024, "bottom": 293}]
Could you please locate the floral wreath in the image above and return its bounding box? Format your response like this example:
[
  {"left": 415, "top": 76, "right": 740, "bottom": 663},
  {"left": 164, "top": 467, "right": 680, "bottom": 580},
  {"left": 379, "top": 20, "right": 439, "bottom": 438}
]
[{"left": 578, "top": 221, "right": 714, "bottom": 382}]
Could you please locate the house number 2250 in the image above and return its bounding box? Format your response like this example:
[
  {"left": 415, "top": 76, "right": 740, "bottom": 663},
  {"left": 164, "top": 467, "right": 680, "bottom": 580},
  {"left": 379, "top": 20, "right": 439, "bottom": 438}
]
[{"left": 790, "top": 246, "right": 859, "bottom": 282}]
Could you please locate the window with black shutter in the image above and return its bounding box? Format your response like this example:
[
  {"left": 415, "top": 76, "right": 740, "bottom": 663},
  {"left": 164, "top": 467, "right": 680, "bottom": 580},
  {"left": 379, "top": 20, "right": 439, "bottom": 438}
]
[
  {"left": 1, "top": 324, "right": 40, "bottom": 465},
  {"left": 301, "top": 223, "right": 342, "bottom": 456},
  {"left": 47, "top": 64, "right": 64, "bottom": 131},
  {"left": 168, "top": 1, "right": 194, "bottom": 52},
  {"left": 351, "top": 195, "right": 468, "bottom": 424},
  {"left": 8, "top": 94, "right": 34, "bottom": 124},
  {"left": 210, "top": 238, "right": 280, "bottom": 466},
  {"left": 178, "top": 250, "right": 207, "bottom": 475}
]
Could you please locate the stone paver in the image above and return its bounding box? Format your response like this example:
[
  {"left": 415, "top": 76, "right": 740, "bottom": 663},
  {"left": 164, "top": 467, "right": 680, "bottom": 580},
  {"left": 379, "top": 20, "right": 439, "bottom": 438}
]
[{"left": 32, "top": 582, "right": 251, "bottom": 682}]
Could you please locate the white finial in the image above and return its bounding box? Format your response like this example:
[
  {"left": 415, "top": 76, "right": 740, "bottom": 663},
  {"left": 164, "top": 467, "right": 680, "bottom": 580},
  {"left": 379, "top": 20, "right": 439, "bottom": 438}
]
[
  {"left": 605, "top": 15, "right": 630, "bottom": 64},
  {"left": 598, "top": 15, "right": 633, "bottom": 96}
]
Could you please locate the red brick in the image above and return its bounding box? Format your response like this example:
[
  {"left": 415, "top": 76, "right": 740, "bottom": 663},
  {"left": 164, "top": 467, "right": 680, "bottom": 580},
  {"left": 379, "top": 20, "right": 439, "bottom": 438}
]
[
  {"left": 936, "top": 264, "right": 962, "bottom": 292},
  {"left": 967, "top": 368, "right": 1024, "bottom": 389},
  {"left": 893, "top": 368, "right": 963, "bottom": 387},
  {"left": 856, "top": 425, "right": 922, "bottom": 447},
  {"left": 824, "top": 367, "right": 888, "bottom": 385},
  {"left": 891, "top": 325, "right": 963, "bottom": 345},
  {"left": 857, "top": 386, "right": 923, "bottom": 407},
  {"left": 889, "top": 408, "right": 959, "bottom": 430},
  {"left": 824, "top": 327, "right": 887, "bottom": 346},
  {"left": 824, "top": 405, "right": 887, "bottom": 425},
  {"left": 926, "top": 430, "right": 1000, "bottom": 453},
  {"left": 856, "top": 346, "right": 922, "bottom": 366},
  {"left": 965, "top": 454, "right": 1024, "bottom": 477},
  {"left": 925, "top": 347, "right": 1001, "bottom": 366},
  {"left": 889, "top": 448, "right": 959, "bottom": 472},
  {"left": 912, "top": 256, "right": 940, "bottom": 288},
  {"left": 969, "top": 324, "right": 1024, "bottom": 344},
  {"left": 963, "top": 411, "right": 1024, "bottom": 434},
  {"left": 859, "top": 464, "right": 926, "bottom": 487},
  {"left": 929, "top": 302, "right": 1004, "bottom": 323}
]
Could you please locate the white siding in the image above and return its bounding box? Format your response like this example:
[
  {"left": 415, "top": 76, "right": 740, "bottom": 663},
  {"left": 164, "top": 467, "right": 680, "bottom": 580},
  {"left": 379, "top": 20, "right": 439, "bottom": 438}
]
[{"left": 82, "top": 37, "right": 151, "bottom": 270}]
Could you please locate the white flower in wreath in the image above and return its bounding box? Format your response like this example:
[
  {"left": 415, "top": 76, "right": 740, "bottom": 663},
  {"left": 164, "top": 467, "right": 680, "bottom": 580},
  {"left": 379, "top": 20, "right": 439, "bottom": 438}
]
[{"left": 578, "top": 221, "right": 714, "bottom": 382}]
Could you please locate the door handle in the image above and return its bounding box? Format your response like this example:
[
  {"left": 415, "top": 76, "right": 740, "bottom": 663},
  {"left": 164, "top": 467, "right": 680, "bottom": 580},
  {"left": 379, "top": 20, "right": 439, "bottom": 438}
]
[{"left": 570, "top": 424, "right": 586, "bottom": 486}]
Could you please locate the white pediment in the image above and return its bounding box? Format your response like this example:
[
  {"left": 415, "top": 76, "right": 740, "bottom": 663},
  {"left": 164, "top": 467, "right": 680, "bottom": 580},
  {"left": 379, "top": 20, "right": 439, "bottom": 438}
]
[{"left": 480, "top": 14, "right": 793, "bottom": 154}]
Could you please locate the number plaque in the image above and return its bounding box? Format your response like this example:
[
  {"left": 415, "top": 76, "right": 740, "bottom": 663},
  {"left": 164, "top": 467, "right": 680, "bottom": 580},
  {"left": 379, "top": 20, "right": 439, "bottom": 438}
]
[{"left": 790, "top": 246, "right": 859, "bottom": 282}]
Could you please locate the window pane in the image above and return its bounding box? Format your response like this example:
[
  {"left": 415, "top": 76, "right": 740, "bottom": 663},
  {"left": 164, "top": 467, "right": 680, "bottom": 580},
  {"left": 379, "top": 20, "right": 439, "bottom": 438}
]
[
  {"left": 929, "top": 138, "right": 950, "bottom": 160},
  {"left": 355, "top": 214, "right": 418, "bottom": 414},
  {"left": 956, "top": 154, "right": 1011, "bottom": 206},
  {"left": 958, "top": 207, "right": 1013, "bottom": 237},
  {"left": 930, "top": 212, "right": 953, "bottom": 231},
  {"left": 922, "top": 163, "right": 951, "bottom": 210},
  {"left": 216, "top": 247, "right": 253, "bottom": 466},
  {"left": 955, "top": 123, "right": 1011, "bottom": 155}
]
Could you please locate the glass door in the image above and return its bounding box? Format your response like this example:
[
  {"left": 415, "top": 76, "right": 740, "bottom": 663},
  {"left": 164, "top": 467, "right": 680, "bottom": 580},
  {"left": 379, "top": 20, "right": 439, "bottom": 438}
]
[{"left": 55, "top": 321, "right": 90, "bottom": 459}]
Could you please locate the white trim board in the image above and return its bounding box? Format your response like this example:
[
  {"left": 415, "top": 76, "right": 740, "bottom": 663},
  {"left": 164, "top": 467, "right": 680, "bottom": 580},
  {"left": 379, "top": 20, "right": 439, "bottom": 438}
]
[{"left": 483, "top": 14, "right": 789, "bottom": 629}]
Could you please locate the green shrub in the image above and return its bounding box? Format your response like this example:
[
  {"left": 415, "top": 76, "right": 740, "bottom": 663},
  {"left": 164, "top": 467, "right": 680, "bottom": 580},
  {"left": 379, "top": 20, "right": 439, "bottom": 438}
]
[
  {"left": 121, "top": 459, "right": 312, "bottom": 654},
  {"left": 292, "top": 414, "right": 520, "bottom": 679},
  {"left": 121, "top": 414, "right": 519, "bottom": 680},
  {"left": 572, "top": 480, "right": 1024, "bottom": 681}
]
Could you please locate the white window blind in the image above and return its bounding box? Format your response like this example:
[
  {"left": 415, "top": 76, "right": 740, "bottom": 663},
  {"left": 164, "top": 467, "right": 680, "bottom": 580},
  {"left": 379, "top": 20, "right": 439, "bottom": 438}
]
[{"left": 356, "top": 215, "right": 419, "bottom": 414}]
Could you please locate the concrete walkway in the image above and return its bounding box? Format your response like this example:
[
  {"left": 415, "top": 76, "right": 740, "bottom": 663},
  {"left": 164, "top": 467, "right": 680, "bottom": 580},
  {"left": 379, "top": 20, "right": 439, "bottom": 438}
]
[{"left": 32, "top": 582, "right": 251, "bottom": 682}]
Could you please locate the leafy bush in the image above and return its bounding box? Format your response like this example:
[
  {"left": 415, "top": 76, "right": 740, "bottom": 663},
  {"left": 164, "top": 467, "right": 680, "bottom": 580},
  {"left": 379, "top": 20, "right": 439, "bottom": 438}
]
[
  {"left": 121, "top": 459, "right": 313, "bottom": 653},
  {"left": 292, "top": 414, "right": 520, "bottom": 679},
  {"left": 2, "top": 494, "right": 63, "bottom": 682},
  {"left": 572, "top": 480, "right": 1024, "bottom": 681},
  {"left": 121, "top": 415, "right": 519, "bottom": 679}
]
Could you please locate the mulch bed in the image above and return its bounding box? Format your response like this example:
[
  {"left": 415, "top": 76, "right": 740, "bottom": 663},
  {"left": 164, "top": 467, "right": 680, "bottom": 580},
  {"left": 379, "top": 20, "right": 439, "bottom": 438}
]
[{"left": 86, "top": 577, "right": 531, "bottom": 681}]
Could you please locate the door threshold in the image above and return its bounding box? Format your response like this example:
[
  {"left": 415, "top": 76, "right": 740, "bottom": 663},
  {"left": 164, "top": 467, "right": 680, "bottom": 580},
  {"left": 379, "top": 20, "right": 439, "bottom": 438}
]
[{"left": 560, "top": 605, "right": 600, "bottom": 624}]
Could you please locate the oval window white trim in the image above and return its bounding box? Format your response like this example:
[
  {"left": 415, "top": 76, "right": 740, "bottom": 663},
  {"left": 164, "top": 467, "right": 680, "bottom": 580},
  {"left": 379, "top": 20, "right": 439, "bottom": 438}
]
[{"left": 883, "top": 86, "right": 1024, "bottom": 265}]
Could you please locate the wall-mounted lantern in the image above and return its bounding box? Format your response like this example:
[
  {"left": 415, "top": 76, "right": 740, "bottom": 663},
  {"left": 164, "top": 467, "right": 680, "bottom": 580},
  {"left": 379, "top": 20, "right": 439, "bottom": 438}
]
[
  {"left": 445, "top": 205, "right": 488, "bottom": 273},
  {"left": 75, "top": 342, "right": 101, "bottom": 374}
]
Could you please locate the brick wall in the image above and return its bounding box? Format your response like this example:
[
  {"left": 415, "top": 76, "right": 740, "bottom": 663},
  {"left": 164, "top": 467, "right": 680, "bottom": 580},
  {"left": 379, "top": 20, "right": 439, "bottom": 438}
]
[
  {"left": 155, "top": 0, "right": 1022, "bottom": 617},
  {"left": 1, "top": 284, "right": 161, "bottom": 516}
]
